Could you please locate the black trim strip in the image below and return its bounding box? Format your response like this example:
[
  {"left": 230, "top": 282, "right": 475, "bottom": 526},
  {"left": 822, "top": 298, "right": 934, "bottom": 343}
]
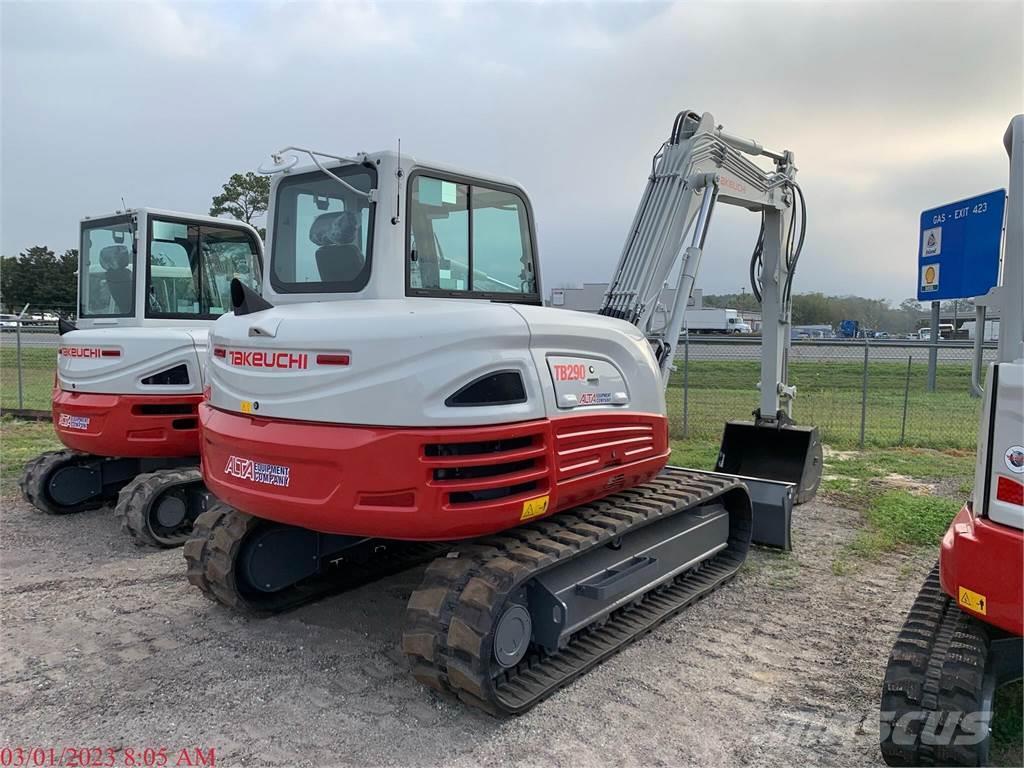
[
  {"left": 444, "top": 369, "right": 528, "bottom": 408},
  {"left": 980, "top": 363, "right": 999, "bottom": 517}
]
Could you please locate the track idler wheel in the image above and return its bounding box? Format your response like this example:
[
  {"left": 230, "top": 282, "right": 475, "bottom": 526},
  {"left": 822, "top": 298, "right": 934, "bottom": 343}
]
[
  {"left": 19, "top": 450, "right": 110, "bottom": 515},
  {"left": 116, "top": 468, "right": 204, "bottom": 548}
]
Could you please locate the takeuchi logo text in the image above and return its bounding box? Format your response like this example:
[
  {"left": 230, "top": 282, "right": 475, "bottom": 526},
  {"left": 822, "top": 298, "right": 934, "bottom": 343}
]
[
  {"left": 224, "top": 455, "right": 291, "bottom": 487},
  {"left": 227, "top": 350, "right": 308, "bottom": 370},
  {"left": 60, "top": 347, "right": 102, "bottom": 358}
]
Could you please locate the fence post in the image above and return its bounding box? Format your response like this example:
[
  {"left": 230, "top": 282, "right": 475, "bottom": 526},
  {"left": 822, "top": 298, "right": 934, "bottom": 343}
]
[
  {"left": 899, "top": 354, "right": 912, "bottom": 446},
  {"left": 16, "top": 317, "right": 24, "bottom": 409},
  {"left": 927, "top": 300, "right": 939, "bottom": 392},
  {"left": 681, "top": 331, "right": 689, "bottom": 439},
  {"left": 859, "top": 338, "right": 869, "bottom": 449}
]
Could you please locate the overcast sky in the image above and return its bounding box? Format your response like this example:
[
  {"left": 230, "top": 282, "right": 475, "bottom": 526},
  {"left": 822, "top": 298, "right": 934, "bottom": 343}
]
[{"left": 2, "top": 1, "right": 1021, "bottom": 303}]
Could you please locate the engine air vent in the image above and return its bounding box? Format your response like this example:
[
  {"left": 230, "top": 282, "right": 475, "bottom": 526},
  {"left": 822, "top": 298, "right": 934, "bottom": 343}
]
[
  {"left": 141, "top": 364, "right": 189, "bottom": 386},
  {"left": 445, "top": 370, "right": 526, "bottom": 407},
  {"left": 423, "top": 431, "right": 549, "bottom": 507}
]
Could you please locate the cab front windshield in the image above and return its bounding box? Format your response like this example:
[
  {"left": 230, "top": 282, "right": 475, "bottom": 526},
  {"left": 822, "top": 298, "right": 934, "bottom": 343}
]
[{"left": 270, "top": 165, "right": 376, "bottom": 293}]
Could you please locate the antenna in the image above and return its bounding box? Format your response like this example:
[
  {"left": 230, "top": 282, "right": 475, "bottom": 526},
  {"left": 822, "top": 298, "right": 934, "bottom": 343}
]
[
  {"left": 392, "top": 138, "right": 403, "bottom": 226},
  {"left": 120, "top": 195, "right": 138, "bottom": 253}
]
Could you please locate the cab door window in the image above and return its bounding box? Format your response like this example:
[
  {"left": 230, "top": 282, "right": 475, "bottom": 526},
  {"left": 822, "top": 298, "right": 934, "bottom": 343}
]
[
  {"left": 407, "top": 173, "right": 538, "bottom": 301},
  {"left": 146, "top": 217, "right": 261, "bottom": 319}
]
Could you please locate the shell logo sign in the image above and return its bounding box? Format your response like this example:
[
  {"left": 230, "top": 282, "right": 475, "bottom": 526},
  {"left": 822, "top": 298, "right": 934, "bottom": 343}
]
[{"left": 920, "top": 262, "right": 940, "bottom": 293}]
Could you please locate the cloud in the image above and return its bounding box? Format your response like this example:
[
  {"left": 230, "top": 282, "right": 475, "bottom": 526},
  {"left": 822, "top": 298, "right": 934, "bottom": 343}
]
[{"left": 1, "top": 0, "right": 1021, "bottom": 305}]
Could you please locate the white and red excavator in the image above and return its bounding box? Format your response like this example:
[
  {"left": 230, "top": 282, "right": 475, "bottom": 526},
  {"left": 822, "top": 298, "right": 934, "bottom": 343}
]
[
  {"left": 20, "top": 209, "right": 262, "bottom": 546},
  {"left": 880, "top": 115, "right": 1023, "bottom": 766},
  {"left": 183, "top": 110, "right": 822, "bottom": 712}
]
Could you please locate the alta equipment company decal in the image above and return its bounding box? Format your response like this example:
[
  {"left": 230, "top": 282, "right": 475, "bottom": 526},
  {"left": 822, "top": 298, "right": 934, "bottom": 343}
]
[
  {"left": 57, "top": 414, "right": 90, "bottom": 431},
  {"left": 1005, "top": 446, "right": 1024, "bottom": 474},
  {"left": 224, "top": 456, "right": 291, "bottom": 487}
]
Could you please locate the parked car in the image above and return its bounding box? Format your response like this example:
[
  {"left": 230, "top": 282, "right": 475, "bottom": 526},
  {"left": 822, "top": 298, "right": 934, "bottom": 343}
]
[{"left": 0, "top": 313, "right": 19, "bottom": 330}]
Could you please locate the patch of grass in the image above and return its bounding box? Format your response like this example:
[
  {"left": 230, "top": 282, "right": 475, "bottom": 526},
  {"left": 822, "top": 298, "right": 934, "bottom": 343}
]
[
  {"left": 820, "top": 447, "right": 974, "bottom": 515},
  {"left": 1, "top": 346, "right": 57, "bottom": 410},
  {"left": 831, "top": 556, "right": 851, "bottom": 576},
  {"left": 825, "top": 448, "right": 975, "bottom": 483},
  {"left": 992, "top": 681, "right": 1023, "bottom": 767},
  {"left": 666, "top": 358, "right": 983, "bottom": 450},
  {"left": 847, "top": 491, "right": 961, "bottom": 560},
  {"left": 0, "top": 416, "right": 60, "bottom": 494},
  {"left": 668, "top": 439, "right": 719, "bottom": 470}
]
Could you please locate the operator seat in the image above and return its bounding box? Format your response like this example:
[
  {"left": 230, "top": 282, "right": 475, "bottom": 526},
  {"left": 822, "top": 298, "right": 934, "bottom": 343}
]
[
  {"left": 310, "top": 211, "right": 364, "bottom": 283},
  {"left": 100, "top": 245, "right": 133, "bottom": 314}
]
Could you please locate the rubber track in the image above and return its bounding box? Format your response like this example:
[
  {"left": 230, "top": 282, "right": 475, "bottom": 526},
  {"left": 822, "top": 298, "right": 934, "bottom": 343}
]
[
  {"left": 184, "top": 502, "right": 449, "bottom": 616},
  {"left": 402, "top": 468, "right": 752, "bottom": 715},
  {"left": 115, "top": 467, "right": 202, "bottom": 548},
  {"left": 880, "top": 564, "right": 993, "bottom": 766},
  {"left": 19, "top": 450, "right": 111, "bottom": 515}
]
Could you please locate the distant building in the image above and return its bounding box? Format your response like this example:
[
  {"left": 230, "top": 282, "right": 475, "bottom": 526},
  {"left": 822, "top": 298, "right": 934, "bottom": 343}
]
[{"left": 547, "top": 283, "right": 762, "bottom": 331}]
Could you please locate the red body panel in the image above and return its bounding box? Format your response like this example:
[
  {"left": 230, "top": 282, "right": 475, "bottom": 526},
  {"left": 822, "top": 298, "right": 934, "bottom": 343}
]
[
  {"left": 939, "top": 502, "right": 1024, "bottom": 636},
  {"left": 199, "top": 403, "right": 670, "bottom": 540},
  {"left": 52, "top": 389, "right": 202, "bottom": 458}
]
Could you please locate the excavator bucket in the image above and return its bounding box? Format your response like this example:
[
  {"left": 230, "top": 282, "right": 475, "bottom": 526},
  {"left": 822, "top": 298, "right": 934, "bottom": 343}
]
[{"left": 716, "top": 421, "right": 822, "bottom": 505}]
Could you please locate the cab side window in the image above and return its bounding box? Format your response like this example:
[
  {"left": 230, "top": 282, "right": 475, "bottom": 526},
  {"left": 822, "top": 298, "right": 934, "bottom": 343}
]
[{"left": 408, "top": 174, "right": 537, "bottom": 300}]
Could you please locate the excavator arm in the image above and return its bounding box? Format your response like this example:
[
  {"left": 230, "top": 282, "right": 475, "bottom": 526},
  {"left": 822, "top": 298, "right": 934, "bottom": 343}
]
[{"left": 603, "top": 110, "right": 820, "bottom": 503}]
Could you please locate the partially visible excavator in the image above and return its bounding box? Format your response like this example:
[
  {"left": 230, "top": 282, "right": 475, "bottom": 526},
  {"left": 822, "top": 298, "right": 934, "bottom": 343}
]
[
  {"left": 184, "top": 110, "right": 822, "bottom": 712},
  {"left": 880, "top": 115, "right": 1023, "bottom": 767},
  {"left": 19, "top": 209, "right": 262, "bottom": 546}
]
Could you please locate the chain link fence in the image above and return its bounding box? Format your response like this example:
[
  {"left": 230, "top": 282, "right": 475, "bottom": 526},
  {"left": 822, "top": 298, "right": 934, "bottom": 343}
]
[
  {"left": 1, "top": 325, "right": 994, "bottom": 451},
  {"left": 666, "top": 336, "right": 996, "bottom": 450},
  {"left": 1, "top": 320, "right": 60, "bottom": 412}
]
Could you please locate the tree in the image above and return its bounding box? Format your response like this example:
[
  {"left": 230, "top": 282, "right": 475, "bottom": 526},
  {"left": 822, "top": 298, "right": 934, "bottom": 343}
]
[
  {"left": 0, "top": 246, "right": 78, "bottom": 314},
  {"left": 209, "top": 172, "right": 270, "bottom": 236}
]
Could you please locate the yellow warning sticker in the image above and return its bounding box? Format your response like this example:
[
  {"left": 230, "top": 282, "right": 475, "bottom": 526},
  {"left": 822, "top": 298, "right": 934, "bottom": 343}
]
[
  {"left": 958, "top": 586, "right": 987, "bottom": 615},
  {"left": 521, "top": 495, "right": 550, "bottom": 521},
  {"left": 240, "top": 400, "right": 253, "bottom": 414}
]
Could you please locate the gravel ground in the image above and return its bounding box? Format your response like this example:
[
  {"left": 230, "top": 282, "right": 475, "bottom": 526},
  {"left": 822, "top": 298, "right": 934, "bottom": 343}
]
[{"left": 1, "top": 491, "right": 933, "bottom": 767}]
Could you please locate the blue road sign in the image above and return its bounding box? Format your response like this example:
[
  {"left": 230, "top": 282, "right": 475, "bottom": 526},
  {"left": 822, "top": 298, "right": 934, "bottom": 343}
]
[{"left": 918, "top": 189, "right": 1005, "bottom": 301}]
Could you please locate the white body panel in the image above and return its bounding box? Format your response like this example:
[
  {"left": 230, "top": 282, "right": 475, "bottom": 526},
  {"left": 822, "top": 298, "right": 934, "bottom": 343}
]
[
  {"left": 208, "top": 149, "right": 661, "bottom": 429},
  {"left": 974, "top": 361, "right": 1024, "bottom": 530},
  {"left": 512, "top": 305, "right": 665, "bottom": 417},
  {"left": 207, "top": 301, "right": 665, "bottom": 427},
  {"left": 59, "top": 327, "right": 208, "bottom": 395}
]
